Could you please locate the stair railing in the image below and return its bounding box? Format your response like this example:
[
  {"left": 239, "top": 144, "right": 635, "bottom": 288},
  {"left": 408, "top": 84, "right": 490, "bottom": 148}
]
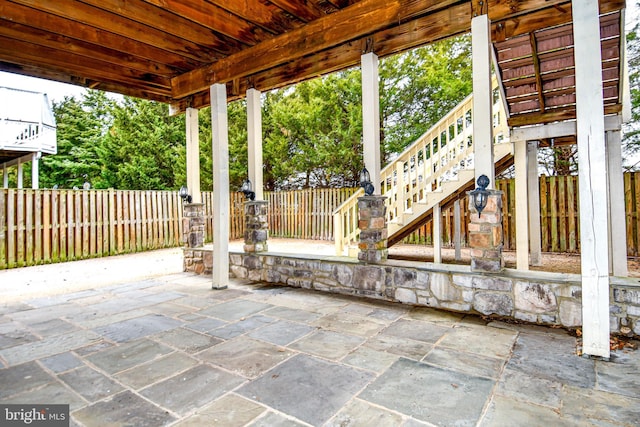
[{"left": 333, "top": 78, "right": 509, "bottom": 256}]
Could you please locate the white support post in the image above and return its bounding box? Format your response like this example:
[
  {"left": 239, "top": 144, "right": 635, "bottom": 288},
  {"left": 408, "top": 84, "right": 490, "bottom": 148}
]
[
  {"left": 433, "top": 203, "right": 442, "bottom": 263},
  {"left": 514, "top": 139, "right": 529, "bottom": 270},
  {"left": 527, "top": 141, "right": 542, "bottom": 266},
  {"left": 454, "top": 199, "right": 461, "bottom": 261},
  {"left": 361, "top": 52, "right": 381, "bottom": 195},
  {"left": 17, "top": 160, "right": 23, "bottom": 189},
  {"left": 607, "top": 128, "right": 628, "bottom": 277},
  {"left": 31, "top": 152, "right": 39, "bottom": 189},
  {"left": 247, "top": 88, "right": 264, "bottom": 201},
  {"left": 211, "top": 84, "right": 230, "bottom": 290},
  {"left": 472, "top": 14, "right": 494, "bottom": 188},
  {"left": 3, "top": 163, "right": 8, "bottom": 188},
  {"left": 186, "top": 107, "right": 202, "bottom": 203},
  {"left": 573, "top": 0, "right": 610, "bottom": 358}
]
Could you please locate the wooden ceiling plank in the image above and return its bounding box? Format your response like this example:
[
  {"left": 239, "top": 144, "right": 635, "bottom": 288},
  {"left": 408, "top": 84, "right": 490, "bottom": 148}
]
[
  {"left": 78, "top": 0, "right": 248, "bottom": 54},
  {"left": 0, "top": 36, "right": 172, "bottom": 93},
  {"left": 324, "top": 0, "right": 360, "bottom": 8},
  {"left": 491, "top": 0, "right": 625, "bottom": 40},
  {"left": 171, "top": 0, "right": 464, "bottom": 98},
  {"left": 0, "top": 2, "right": 201, "bottom": 70},
  {"left": 205, "top": 0, "right": 301, "bottom": 33},
  {"left": 170, "top": 2, "right": 471, "bottom": 112},
  {"left": 268, "top": 0, "right": 326, "bottom": 22},
  {"left": 140, "top": 0, "right": 272, "bottom": 45},
  {"left": 8, "top": 0, "right": 225, "bottom": 62},
  {"left": 0, "top": 19, "right": 177, "bottom": 78},
  {"left": 310, "top": 0, "right": 341, "bottom": 14},
  {"left": 0, "top": 61, "right": 173, "bottom": 103},
  {"left": 508, "top": 109, "right": 577, "bottom": 126}
]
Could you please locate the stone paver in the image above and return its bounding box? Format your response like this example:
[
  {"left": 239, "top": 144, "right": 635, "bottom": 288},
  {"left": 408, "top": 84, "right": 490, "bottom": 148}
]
[
  {"left": 139, "top": 364, "right": 245, "bottom": 416},
  {"left": 288, "top": 329, "right": 365, "bottom": 360},
  {"left": 113, "top": 352, "right": 199, "bottom": 389},
  {"left": 360, "top": 357, "right": 495, "bottom": 426},
  {"left": 86, "top": 339, "right": 173, "bottom": 374},
  {"left": 73, "top": 391, "right": 177, "bottom": 427},
  {"left": 198, "top": 336, "right": 293, "bottom": 379},
  {"left": 59, "top": 366, "right": 124, "bottom": 402},
  {"left": 237, "top": 354, "right": 374, "bottom": 426},
  {"left": 0, "top": 254, "right": 638, "bottom": 427},
  {"left": 174, "top": 393, "right": 265, "bottom": 427},
  {"left": 327, "top": 398, "right": 404, "bottom": 427}
]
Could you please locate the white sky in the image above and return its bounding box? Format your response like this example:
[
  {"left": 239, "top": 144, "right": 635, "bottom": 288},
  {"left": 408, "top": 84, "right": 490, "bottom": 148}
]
[{"left": 1, "top": 3, "right": 639, "bottom": 105}]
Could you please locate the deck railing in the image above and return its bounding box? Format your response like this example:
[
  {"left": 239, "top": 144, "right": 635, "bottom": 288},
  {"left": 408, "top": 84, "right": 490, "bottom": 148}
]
[{"left": 333, "top": 79, "right": 509, "bottom": 255}]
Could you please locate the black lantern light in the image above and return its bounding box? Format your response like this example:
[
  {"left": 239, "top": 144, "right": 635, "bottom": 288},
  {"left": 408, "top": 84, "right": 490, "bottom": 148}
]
[
  {"left": 179, "top": 185, "right": 192, "bottom": 203},
  {"left": 359, "top": 167, "right": 374, "bottom": 196},
  {"left": 470, "top": 174, "right": 490, "bottom": 217},
  {"left": 241, "top": 179, "right": 255, "bottom": 201}
]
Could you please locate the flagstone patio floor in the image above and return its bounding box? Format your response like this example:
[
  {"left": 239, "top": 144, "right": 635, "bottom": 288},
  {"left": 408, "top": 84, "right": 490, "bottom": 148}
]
[{"left": 0, "top": 247, "right": 639, "bottom": 426}]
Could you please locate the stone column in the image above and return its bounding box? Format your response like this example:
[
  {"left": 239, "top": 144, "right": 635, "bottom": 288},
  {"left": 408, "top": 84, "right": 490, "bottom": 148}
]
[
  {"left": 182, "top": 202, "right": 205, "bottom": 274},
  {"left": 183, "top": 203, "right": 205, "bottom": 248},
  {"left": 358, "top": 196, "right": 387, "bottom": 263},
  {"left": 468, "top": 191, "right": 504, "bottom": 272},
  {"left": 244, "top": 200, "right": 268, "bottom": 253}
]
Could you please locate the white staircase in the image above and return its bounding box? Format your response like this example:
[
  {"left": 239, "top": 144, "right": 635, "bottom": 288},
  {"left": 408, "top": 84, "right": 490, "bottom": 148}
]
[{"left": 333, "top": 81, "right": 511, "bottom": 256}]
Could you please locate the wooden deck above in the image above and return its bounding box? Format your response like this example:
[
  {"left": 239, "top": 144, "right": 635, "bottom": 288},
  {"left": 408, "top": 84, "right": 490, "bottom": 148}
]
[{"left": 0, "top": 0, "right": 627, "bottom": 124}]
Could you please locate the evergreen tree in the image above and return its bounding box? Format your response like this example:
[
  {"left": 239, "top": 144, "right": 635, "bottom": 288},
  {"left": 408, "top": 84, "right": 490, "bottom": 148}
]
[
  {"left": 41, "top": 91, "right": 114, "bottom": 188},
  {"left": 98, "top": 97, "right": 184, "bottom": 190}
]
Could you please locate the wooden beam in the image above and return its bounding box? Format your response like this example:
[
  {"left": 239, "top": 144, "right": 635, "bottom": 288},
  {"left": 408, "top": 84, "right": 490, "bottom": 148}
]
[
  {"left": 78, "top": 0, "right": 248, "bottom": 54},
  {"left": 490, "top": 0, "right": 624, "bottom": 41},
  {"left": 0, "top": 19, "right": 177, "bottom": 78},
  {"left": 269, "top": 0, "right": 325, "bottom": 22},
  {"left": 507, "top": 104, "right": 622, "bottom": 127},
  {"left": 9, "top": 0, "right": 223, "bottom": 62},
  {"left": 141, "top": 0, "right": 273, "bottom": 45},
  {"left": 529, "top": 33, "right": 546, "bottom": 113},
  {"left": 0, "top": 2, "right": 200, "bottom": 70},
  {"left": 171, "top": 2, "right": 472, "bottom": 112},
  {"left": 0, "top": 36, "right": 172, "bottom": 94},
  {"left": 207, "top": 0, "right": 300, "bottom": 33},
  {"left": 171, "top": 0, "right": 463, "bottom": 97}
]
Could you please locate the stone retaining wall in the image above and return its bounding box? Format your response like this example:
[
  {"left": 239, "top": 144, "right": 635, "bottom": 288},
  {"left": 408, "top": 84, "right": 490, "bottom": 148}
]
[{"left": 183, "top": 248, "right": 640, "bottom": 336}]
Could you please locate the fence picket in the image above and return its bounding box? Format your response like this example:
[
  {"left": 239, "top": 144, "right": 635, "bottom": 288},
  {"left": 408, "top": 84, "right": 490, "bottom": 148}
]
[
  {"left": 2, "top": 179, "right": 640, "bottom": 269},
  {"left": 0, "top": 190, "right": 5, "bottom": 269}
]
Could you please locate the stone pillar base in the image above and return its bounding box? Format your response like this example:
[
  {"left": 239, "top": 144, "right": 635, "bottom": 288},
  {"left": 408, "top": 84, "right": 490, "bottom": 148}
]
[
  {"left": 357, "top": 196, "right": 388, "bottom": 263},
  {"left": 244, "top": 200, "right": 269, "bottom": 253},
  {"left": 182, "top": 203, "right": 205, "bottom": 249},
  {"left": 468, "top": 190, "right": 504, "bottom": 272}
]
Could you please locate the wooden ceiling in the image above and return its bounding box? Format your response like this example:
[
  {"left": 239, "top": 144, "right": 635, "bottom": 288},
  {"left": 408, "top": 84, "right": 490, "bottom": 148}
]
[{"left": 0, "top": 0, "right": 627, "bottom": 124}]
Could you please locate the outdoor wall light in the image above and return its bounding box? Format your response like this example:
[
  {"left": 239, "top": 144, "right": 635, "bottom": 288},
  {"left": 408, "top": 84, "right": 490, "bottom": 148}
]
[
  {"left": 179, "top": 185, "right": 192, "bottom": 203},
  {"left": 359, "top": 167, "right": 374, "bottom": 196},
  {"left": 241, "top": 179, "right": 255, "bottom": 201},
  {"left": 470, "top": 174, "right": 490, "bottom": 217}
]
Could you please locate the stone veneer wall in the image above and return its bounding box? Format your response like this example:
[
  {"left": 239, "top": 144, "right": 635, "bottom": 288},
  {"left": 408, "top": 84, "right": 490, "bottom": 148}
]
[{"left": 183, "top": 248, "right": 640, "bottom": 336}]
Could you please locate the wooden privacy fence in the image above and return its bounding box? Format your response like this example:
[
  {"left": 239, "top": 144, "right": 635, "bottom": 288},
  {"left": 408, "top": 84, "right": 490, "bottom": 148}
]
[
  {"left": 405, "top": 173, "right": 640, "bottom": 256},
  {"left": 2, "top": 174, "right": 640, "bottom": 268},
  {"left": 0, "top": 187, "right": 357, "bottom": 269},
  {"left": 200, "top": 187, "right": 358, "bottom": 242},
  {"left": 0, "top": 189, "right": 184, "bottom": 269}
]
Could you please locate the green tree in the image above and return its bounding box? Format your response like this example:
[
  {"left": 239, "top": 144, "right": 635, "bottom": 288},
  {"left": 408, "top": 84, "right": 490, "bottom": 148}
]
[
  {"left": 624, "top": 4, "right": 640, "bottom": 169},
  {"left": 41, "top": 90, "right": 114, "bottom": 188},
  {"left": 98, "top": 97, "right": 184, "bottom": 189},
  {"left": 264, "top": 70, "right": 363, "bottom": 189},
  {"left": 380, "top": 35, "right": 473, "bottom": 160}
]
